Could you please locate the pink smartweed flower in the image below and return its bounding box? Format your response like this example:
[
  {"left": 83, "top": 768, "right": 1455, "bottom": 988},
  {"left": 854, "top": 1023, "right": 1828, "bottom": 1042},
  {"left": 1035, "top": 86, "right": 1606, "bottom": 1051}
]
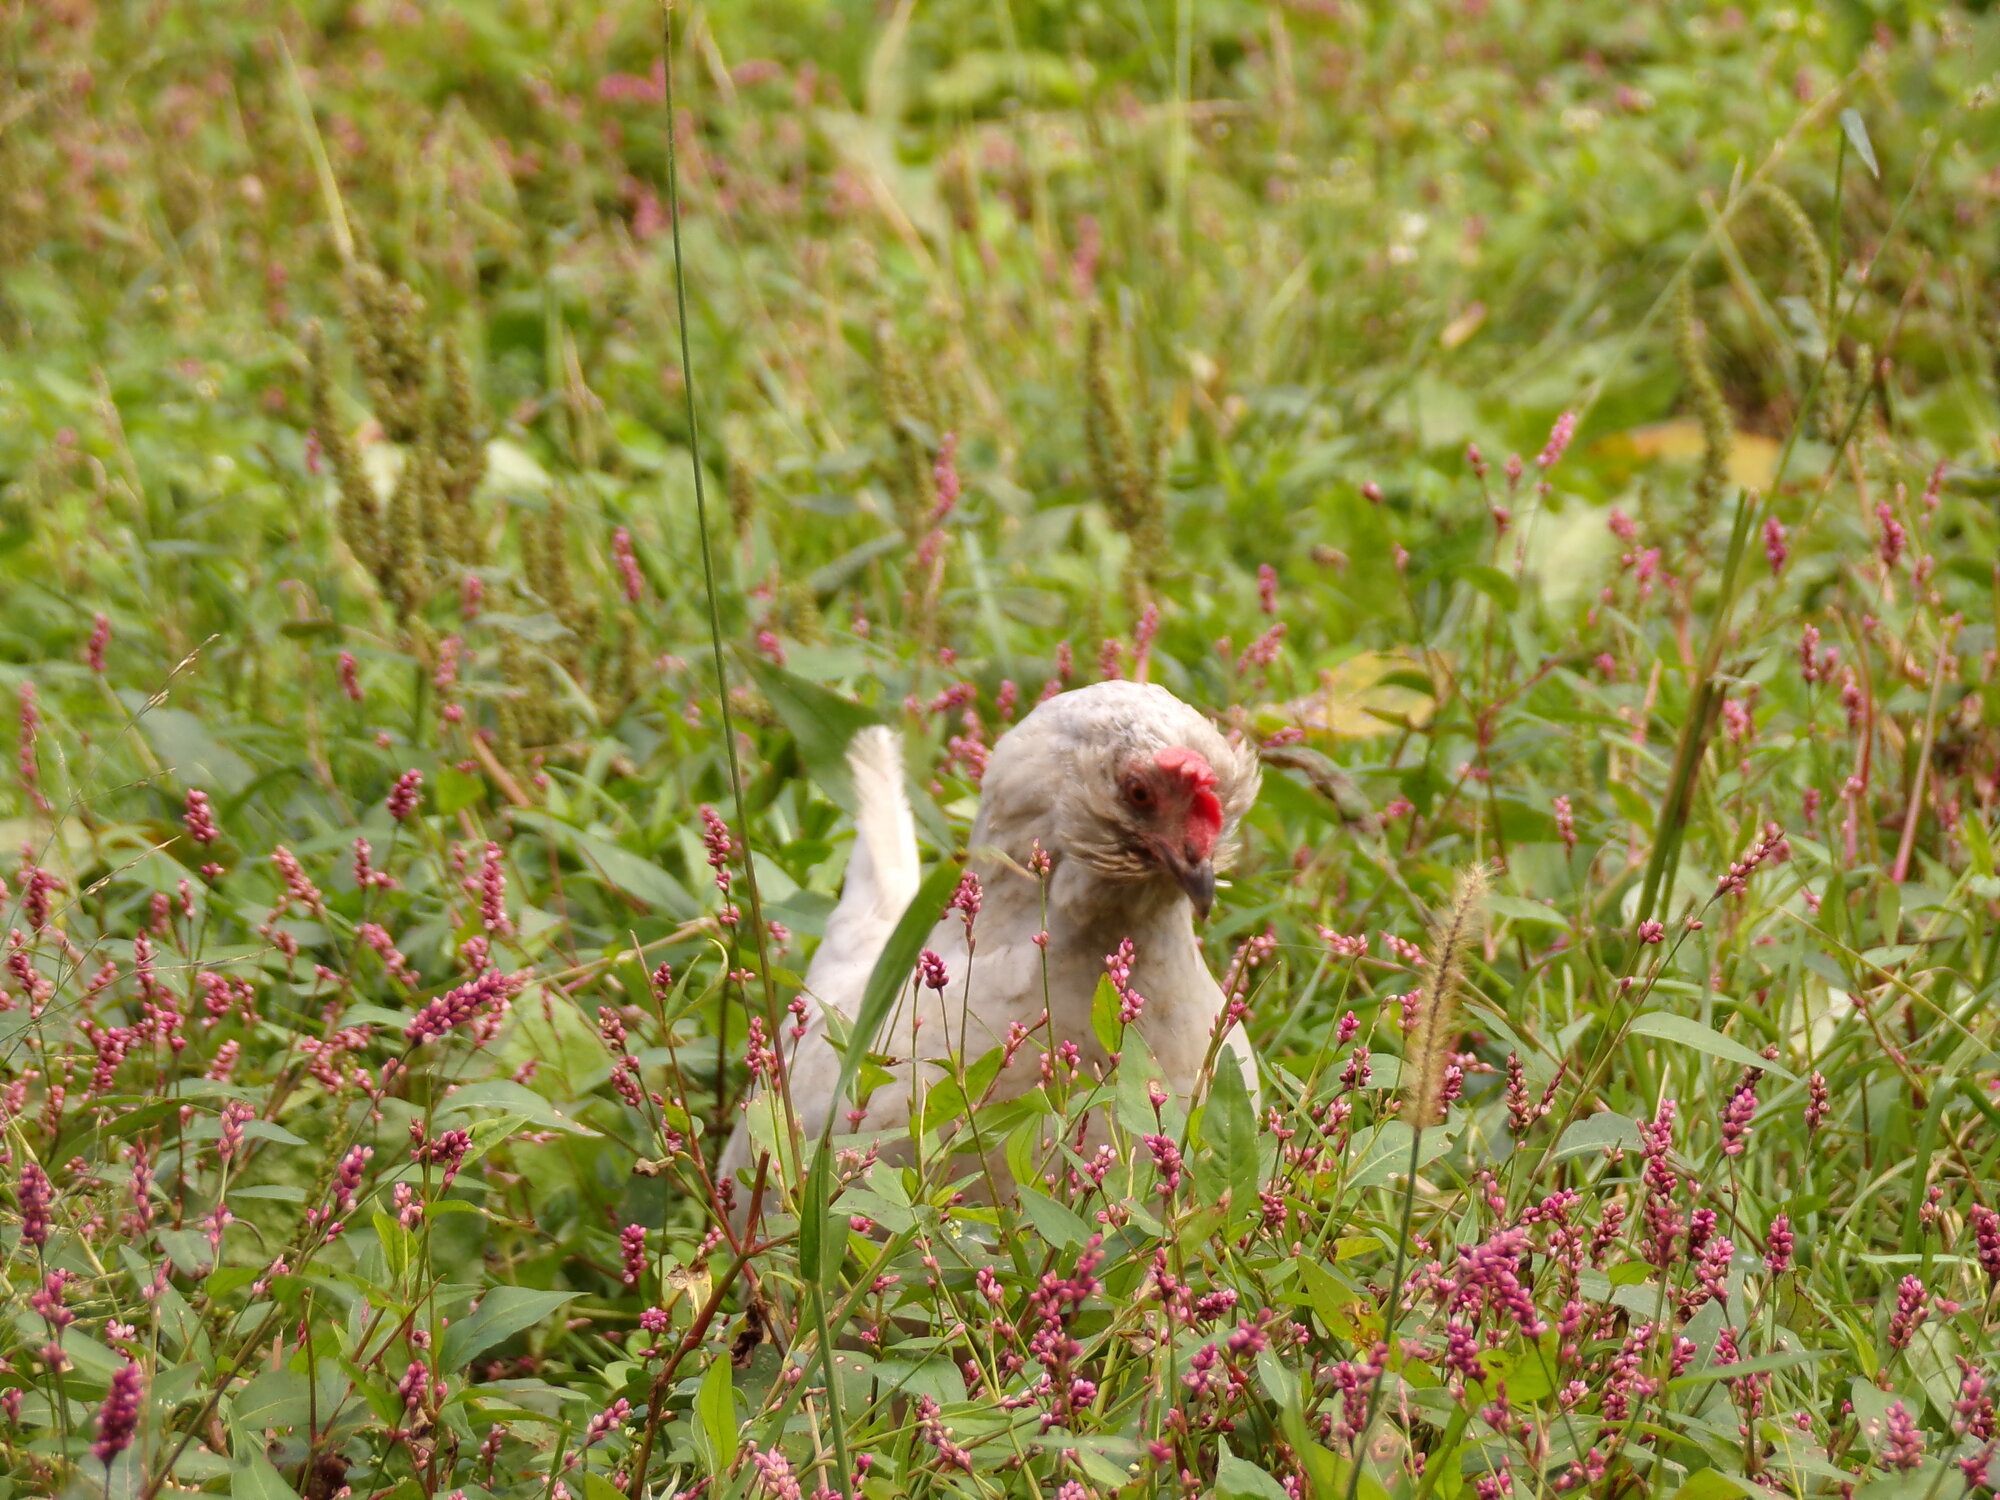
[
  {"left": 182, "top": 789, "right": 220, "bottom": 846},
  {"left": 1765, "top": 1213, "right": 1794, "bottom": 1275},
  {"left": 1719, "top": 1078, "right": 1758, "bottom": 1155},
  {"left": 581, "top": 1396, "right": 631, "bottom": 1451},
  {"left": 699, "top": 807, "right": 733, "bottom": 899},
  {"left": 948, "top": 870, "right": 982, "bottom": 929},
  {"left": 1887, "top": 1274, "right": 1928, "bottom": 1353},
  {"left": 931, "top": 432, "right": 960, "bottom": 520},
  {"left": 1257, "top": 563, "right": 1279, "bottom": 614},
  {"left": 17, "top": 682, "right": 49, "bottom": 813},
  {"left": 611, "top": 527, "right": 644, "bottom": 604},
  {"left": 1806, "top": 1071, "right": 1831, "bottom": 1132},
  {"left": 1131, "top": 602, "right": 1160, "bottom": 680},
  {"left": 918, "top": 949, "right": 950, "bottom": 991},
  {"left": 620, "top": 1223, "right": 648, "bottom": 1287},
  {"left": 92, "top": 1359, "right": 144, "bottom": 1467},
  {"left": 1970, "top": 1204, "right": 2000, "bottom": 1282},
  {"left": 1876, "top": 502, "right": 1907, "bottom": 570},
  {"left": 1763, "top": 516, "right": 1788, "bottom": 573},
  {"left": 269, "top": 847, "right": 326, "bottom": 915},
  {"left": 386, "top": 768, "right": 423, "bottom": 821},
  {"left": 404, "top": 969, "right": 526, "bottom": 1043},
  {"left": 1881, "top": 1400, "right": 1925, "bottom": 1471},
  {"left": 1142, "top": 1134, "right": 1185, "bottom": 1193},
  {"left": 18, "top": 1159, "right": 52, "bottom": 1247},
  {"left": 1105, "top": 937, "right": 1145, "bottom": 1024},
  {"left": 477, "top": 841, "right": 511, "bottom": 934},
  {"left": 86, "top": 613, "right": 111, "bottom": 672},
  {"left": 1537, "top": 410, "right": 1578, "bottom": 471}
]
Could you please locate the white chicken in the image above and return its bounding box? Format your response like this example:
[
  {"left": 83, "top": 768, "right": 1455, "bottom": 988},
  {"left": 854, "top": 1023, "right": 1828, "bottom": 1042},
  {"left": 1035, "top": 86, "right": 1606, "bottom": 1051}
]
[{"left": 718, "top": 680, "right": 1261, "bottom": 1203}]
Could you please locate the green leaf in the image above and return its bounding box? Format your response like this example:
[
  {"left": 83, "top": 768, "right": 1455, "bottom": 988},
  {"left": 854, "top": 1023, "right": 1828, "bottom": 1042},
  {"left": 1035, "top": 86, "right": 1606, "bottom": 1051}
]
[
  {"left": 1840, "top": 108, "right": 1879, "bottom": 180},
  {"left": 1671, "top": 1468, "right": 1749, "bottom": 1500},
  {"left": 232, "top": 1454, "right": 303, "bottom": 1500},
  {"left": 744, "top": 658, "right": 882, "bottom": 813},
  {"left": 800, "top": 859, "right": 957, "bottom": 1301},
  {"left": 438, "top": 1287, "right": 582, "bottom": 1373},
  {"left": 1014, "top": 1183, "right": 1091, "bottom": 1248},
  {"left": 435, "top": 764, "right": 486, "bottom": 814},
  {"left": 1458, "top": 564, "right": 1520, "bottom": 611},
  {"left": 1216, "top": 1446, "right": 1293, "bottom": 1500},
  {"left": 1668, "top": 1348, "right": 1832, "bottom": 1391},
  {"left": 1090, "top": 972, "right": 1122, "bottom": 1056},
  {"left": 1203, "top": 1055, "right": 1261, "bottom": 1229},
  {"left": 513, "top": 810, "right": 698, "bottom": 919},
  {"left": 1552, "top": 1110, "right": 1642, "bottom": 1162},
  {"left": 1348, "top": 1120, "right": 1454, "bottom": 1188},
  {"left": 696, "top": 1354, "right": 738, "bottom": 1472},
  {"left": 437, "top": 1078, "right": 599, "bottom": 1135},
  {"left": 232, "top": 1370, "right": 310, "bottom": 1431},
  {"left": 480, "top": 610, "right": 572, "bottom": 643},
  {"left": 1625, "top": 1012, "right": 1796, "bottom": 1080}
]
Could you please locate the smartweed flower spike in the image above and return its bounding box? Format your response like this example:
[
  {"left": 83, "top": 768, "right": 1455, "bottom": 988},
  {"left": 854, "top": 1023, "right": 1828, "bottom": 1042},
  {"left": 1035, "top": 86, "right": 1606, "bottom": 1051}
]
[
  {"left": 92, "top": 1359, "right": 144, "bottom": 1467},
  {"left": 182, "top": 788, "right": 220, "bottom": 846},
  {"left": 1402, "top": 864, "right": 1488, "bottom": 1127}
]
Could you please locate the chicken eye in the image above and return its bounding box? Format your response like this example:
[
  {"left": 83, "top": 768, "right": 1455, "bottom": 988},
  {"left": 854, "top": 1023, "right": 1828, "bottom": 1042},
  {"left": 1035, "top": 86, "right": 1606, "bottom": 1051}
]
[{"left": 1123, "top": 778, "right": 1153, "bottom": 808}]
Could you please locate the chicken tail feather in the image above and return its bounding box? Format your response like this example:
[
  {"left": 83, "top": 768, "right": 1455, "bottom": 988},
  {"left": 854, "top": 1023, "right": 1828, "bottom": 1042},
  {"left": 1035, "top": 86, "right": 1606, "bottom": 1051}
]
[{"left": 844, "top": 725, "right": 920, "bottom": 923}]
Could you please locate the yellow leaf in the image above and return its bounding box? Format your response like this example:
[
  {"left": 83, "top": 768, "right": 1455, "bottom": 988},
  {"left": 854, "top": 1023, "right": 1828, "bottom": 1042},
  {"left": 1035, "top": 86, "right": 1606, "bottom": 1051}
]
[
  {"left": 1593, "top": 420, "right": 1781, "bottom": 491},
  {"left": 1438, "top": 301, "right": 1487, "bottom": 350},
  {"left": 1258, "top": 650, "right": 1436, "bottom": 740}
]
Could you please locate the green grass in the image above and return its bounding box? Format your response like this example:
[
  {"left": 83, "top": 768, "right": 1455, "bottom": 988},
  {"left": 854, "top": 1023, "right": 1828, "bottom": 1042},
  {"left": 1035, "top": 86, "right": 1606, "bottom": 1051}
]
[{"left": 4, "top": 3, "right": 2000, "bottom": 1498}]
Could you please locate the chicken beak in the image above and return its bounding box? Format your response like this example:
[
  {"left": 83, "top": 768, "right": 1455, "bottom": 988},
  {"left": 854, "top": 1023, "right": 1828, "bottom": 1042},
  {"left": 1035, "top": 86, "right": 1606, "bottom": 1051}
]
[{"left": 1173, "top": 849, "right": 1216, "bottom": 919}]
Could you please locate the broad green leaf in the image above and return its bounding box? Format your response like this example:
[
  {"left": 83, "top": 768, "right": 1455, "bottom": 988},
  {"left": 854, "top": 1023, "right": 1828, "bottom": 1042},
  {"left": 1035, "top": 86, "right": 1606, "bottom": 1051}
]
[
  {"left": 1552, "top": 1110, "right": 1642, "bottom": 1162},
  {"left": 696, "top": 1354, "right": 738, "bottom": 1472},
  {"left": 1348, "top": 1120, "right": 1454, "bottom": 1188},
  {"left": 744, "top": 658, "right": 882, "bottom": 813},
  {"left": 1668, "top": 1348, "right": 1831, "bottom": 1391},
  {"left": 1203, "top": 1055, "right": 1260, "bottom": 1229},
  {"left": 1090, "top": 972, "right": 1122, "bottom": 1057},
  {"left": 1216, "top": 1445, "right": 1292, "bottom": 1500},
  {"left": 438, "top": 1287, "right": 582, "bottom": 1373},
  {"left": 232, "top": 1454, "right": 302, "bottom": 1500},
  {"left": 512, "top": 810, "right": 697, "bottom": 919},
  {"left": 1014, "top": 1184, "right": 1091, "bottom": 1248},
  {"left": 436, "top": 1078, "right": 599, "bottom": 1135},
  {"left": 1625, "top": 1012, "right": 1796, "bottom": 1080},
  {"left": 800, "top": 861, "right": 959, "bottom": 1288},
  {"left": 231, "top": 1370, "right": 310, "bottom": 1431},
  {"left": 435, "top": 764, "right": 486, "bottom": 814},
  {"left": 1671, "top": 1469, "right": 1748, "bottom": 1500},
  {"left": 1459, "top": 564, "right": 1520, "bottom": 611}
]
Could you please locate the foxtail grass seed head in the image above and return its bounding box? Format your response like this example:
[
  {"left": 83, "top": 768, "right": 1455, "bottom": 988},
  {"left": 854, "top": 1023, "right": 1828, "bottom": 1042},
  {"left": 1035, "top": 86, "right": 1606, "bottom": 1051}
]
[
  {"left": 345, "top": 262, "right": 430, "bottom": 443},
  {"left": 1672, "top": 276, "right": 1732, "bottom": 518},
  {"left": 308, "top": 320, "right": 382, "bottom": 573},
  {"left": 433, "top": 331, "right": 486, "bottom": 560},
  {"left": 1402, "top": 864, "right": 1488, "bottom": 1127},
  {"left": 1083, "top": 310, "right": 1164, "bottom": 603}
]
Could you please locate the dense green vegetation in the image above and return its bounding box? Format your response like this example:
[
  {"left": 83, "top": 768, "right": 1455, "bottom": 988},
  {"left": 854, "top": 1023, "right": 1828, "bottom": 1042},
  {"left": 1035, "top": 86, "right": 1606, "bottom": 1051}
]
[{"left": 5, "top": 3, "right": 2000, "bottom": 1498}]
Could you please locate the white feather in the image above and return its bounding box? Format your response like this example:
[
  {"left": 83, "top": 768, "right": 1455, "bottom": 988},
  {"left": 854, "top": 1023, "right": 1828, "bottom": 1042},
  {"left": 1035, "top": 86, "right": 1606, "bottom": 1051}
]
[{"left": 720, "top": 691, "right": 1261, "bottom": 1210}]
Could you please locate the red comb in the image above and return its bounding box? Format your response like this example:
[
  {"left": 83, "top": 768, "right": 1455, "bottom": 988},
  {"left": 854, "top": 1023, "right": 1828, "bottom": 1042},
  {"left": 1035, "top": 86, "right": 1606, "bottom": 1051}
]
[
  {"left": 1153, "top": 746, "right": 1219, "bottom": 789},
  {"left": 1155, "top": 748, "right": 1224, "bottom": 856}
]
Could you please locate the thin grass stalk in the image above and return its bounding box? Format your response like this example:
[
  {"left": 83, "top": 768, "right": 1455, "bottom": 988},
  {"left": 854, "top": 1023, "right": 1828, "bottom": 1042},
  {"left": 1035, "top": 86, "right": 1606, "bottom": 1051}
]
[
  {"left": 1634, "top": 487, "right": 1756, "bottom": 926},
  {"left": 646, "top": 8, "right": 801, "bottom": 1494},
  {"left": 1345, "top": 865, "right": 1486, "bottom": 1500}
]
